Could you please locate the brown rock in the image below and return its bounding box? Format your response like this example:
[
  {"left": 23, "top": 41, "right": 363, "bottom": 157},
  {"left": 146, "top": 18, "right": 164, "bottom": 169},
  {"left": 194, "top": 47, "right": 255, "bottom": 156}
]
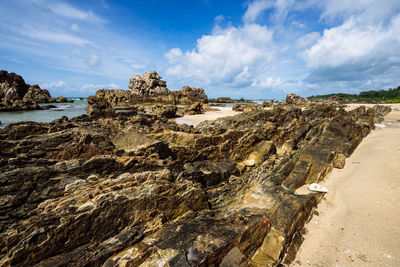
[
  {"left": 286, "top": 93, "right": 309, "bottom": 105},
  {"left": 185, "top": 102, "right": 203, "bottom": 115},
  {"left": 333, "top": 153, "right": 346, "bottom": 169}
]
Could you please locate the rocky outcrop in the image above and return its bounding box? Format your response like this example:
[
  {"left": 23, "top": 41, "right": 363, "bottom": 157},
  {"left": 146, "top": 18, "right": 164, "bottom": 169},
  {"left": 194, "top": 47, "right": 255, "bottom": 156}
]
[
  {"left": 128, "top": 72, "right": 207, "bottom": 105},
  {"left": 86, "top": 72, "right": 208, "bottom": 116},
  {"left": 0, "top": 70, "right": 70, "bottom": 111},
  {"left": 0, "top": 100, "right": 390, "bottom": 266},
  {"left": 22, "top": 85, "right": 52, "bottom": 103},
  {"left": 185, "top": 102, "right": 204, "bottom": 115},
  {"left": 286, "top": 93, "right": 310, "bottom": 105}
]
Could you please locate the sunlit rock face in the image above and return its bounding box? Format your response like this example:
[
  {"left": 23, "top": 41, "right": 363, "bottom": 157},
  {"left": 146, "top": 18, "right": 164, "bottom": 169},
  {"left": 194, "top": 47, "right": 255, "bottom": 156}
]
[{"left": 0, "top": 95, "right": 390, "bottom": 266}]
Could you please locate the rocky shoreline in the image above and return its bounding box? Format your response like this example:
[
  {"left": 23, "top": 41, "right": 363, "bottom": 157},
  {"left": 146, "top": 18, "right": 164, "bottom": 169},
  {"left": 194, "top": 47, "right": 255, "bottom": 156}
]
[
  {"left": 0, "top": 70, "right": 71, "bottom": 112},
  {"left": 0, "top": 72, "right": 392, "bottom": 266}
]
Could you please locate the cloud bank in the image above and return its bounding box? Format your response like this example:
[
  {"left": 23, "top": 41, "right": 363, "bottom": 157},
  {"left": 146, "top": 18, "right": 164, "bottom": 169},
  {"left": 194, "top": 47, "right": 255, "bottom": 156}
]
[
  {"left": 1, "top": 0, "right": 399, "bottom": 98},
  {"left": 165, "top": 0, "right": 400, "bottom": 98}
]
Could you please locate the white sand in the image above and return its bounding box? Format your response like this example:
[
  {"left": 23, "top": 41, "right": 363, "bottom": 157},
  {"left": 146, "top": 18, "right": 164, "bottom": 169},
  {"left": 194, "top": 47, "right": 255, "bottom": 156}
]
[
  {"left": 175, "top": 106, "right": 237, "bottom": 126},
  {"left": 293, "top": 103, "right": 400, "bottom": 266}
]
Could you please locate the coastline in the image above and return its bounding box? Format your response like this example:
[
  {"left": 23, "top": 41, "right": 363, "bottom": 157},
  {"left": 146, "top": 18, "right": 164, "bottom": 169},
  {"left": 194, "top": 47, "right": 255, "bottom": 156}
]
[
  {"left": 293, "top": 103, "right": 400, "bottom": 266},
  {"left": 176, "top": 103, "right": 400, "bottom": 266},
  {"left": 1, "top": 99, "right": 397, "bottom": 265}
]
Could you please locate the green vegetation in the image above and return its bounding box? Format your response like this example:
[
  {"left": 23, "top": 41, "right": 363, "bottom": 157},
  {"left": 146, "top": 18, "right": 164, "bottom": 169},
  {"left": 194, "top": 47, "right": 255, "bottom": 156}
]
[{"left": 308, "top": 86, "right": 400, "bottom": 103}]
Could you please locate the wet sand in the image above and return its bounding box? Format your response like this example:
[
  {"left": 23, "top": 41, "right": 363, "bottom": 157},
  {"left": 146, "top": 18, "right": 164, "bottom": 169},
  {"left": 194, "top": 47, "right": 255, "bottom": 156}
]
[
  {"left": 175, "top": 106, "right": 237, "bottom": 126},
  {"left": 293, "top": 103, "right": 400, "bottom": 266}
]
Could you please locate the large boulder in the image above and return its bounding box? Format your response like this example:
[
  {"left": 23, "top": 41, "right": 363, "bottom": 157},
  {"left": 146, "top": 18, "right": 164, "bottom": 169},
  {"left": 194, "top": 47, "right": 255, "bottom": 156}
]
[
  {"left": 185, "top": 102, "right": 204, "bottom": 115},
  {"left": 0, "top": 70, "right": 29, "bottom": 100},
  {"left": 129, "top": 71, "right": 169, "bottom": 96},
  {"left": 286, "top": 93, "right": 309, "bottom": 105},
  {"left": 0, "top": 70, "right": 69, "bottom": 111},
  {"left": 152, "top": 105, "right": 178, "bottom": 118}
]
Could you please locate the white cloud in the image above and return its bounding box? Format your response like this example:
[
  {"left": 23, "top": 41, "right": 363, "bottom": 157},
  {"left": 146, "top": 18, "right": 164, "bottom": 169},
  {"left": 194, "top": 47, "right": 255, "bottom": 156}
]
[
  {"left": 86, "top": 54, "right": 101, "bottom": 67},
  {"left": 164, "top": 48, "right": 183, "bottom": 63},
  {"left": 242, "top": 0, "right": 274, "bottom": 24},
  {"left": 243, "top": 0, "right": 300, "bottom": 25},
  {"left": 71, "top": 23, "right": 80, "bottom": 32},
  {"left": 303, "top": 4, "right": 400, "bottom": 90},
  {"left": 296, "top": 32, "right": 320, "bottom": 48},
  {"left": 41, "top": 80, "right": 66, "bottom": 88},
  {"left": 320, "top": 0, "right": 400, "bottom": 23},
  {"left": 166, "top": 23, "right": 275, "bottom": 90},
  {"left": 252, "top": 77, "right": 282, "bottom": 88},
  {"left": 20, "top": 28, "right": 91, "bottom": 46},
  {"left": 38, "top": 1, "right": 107, "bottom": 24}
]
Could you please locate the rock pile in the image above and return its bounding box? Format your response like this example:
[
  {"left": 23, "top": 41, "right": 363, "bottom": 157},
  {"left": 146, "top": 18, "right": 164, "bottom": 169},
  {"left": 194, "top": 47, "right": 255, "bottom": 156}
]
[
  {"left": 286, "top": 93, "right": 310, "bottom": 105},
  {"left": 128, "top": 71, "right": 208, "bottom": 105},
  {"left": 0, "top": 98, "right": 390, "bottom": 266},
  {"left": 0, "top": 70, "right": 70, "bottom": 111},
  {"left": 87, "top": 71, "right": 208, "bottom": 117}
]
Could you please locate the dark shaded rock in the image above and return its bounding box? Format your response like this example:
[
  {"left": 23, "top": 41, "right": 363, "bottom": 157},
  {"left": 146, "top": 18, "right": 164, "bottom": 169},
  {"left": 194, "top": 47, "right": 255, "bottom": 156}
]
[
  {"left": 0, "top": 70, "right": 69, "bottom": 111},
  {"left": 181, "top": 159, "right": 238, "bottom": 187},
  {"left": 153, "top": 105, "right": 178, "bottom": 118},
  {"left": 86, "top": 94, "right": 116, "bottom": 117}
]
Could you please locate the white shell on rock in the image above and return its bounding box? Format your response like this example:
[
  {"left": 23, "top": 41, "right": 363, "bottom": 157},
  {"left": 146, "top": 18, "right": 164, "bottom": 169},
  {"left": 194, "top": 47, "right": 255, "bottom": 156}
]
[{"left": 308, "top": 183, "right": 328, "bottom": 193}]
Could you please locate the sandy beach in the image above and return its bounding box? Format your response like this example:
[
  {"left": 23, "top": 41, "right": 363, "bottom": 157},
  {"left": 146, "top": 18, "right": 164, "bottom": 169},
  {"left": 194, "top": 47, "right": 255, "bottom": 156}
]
[
  {"left": 175, "top": 106, "right": 238, "bottom": 126},
  {"left": 293, "top": 103, "right": 400, "bottom": 266}
]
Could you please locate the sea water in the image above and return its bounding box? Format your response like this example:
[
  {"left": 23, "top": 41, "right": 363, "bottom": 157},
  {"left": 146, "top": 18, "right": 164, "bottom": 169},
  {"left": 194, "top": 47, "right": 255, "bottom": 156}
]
[{"left": 0, "top": 98, "right": 87, "bottom": 128}]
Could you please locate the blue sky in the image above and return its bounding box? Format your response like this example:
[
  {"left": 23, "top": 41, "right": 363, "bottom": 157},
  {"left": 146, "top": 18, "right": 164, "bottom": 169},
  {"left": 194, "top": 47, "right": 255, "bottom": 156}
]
[{"left": 1, "top": 0, "right": 400, "bottom": 99}]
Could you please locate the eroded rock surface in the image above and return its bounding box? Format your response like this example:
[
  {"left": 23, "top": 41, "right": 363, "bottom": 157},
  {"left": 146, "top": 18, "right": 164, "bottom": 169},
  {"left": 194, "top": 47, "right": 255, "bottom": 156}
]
[{"left": 0, "top": 101, "right": 390, "bottom": 266}]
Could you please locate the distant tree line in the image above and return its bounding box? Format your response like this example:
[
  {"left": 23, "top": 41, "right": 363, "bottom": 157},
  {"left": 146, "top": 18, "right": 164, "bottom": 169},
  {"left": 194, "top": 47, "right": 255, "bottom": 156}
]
[{"left": 308, "top": 85, "right": 400, "bottom": 103}]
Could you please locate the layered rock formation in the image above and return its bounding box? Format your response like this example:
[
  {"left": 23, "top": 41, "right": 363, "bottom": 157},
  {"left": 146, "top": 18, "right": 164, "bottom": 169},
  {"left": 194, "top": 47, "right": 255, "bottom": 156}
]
[
  {"left": 0, "top": 100, "right": 390, "bottom": 266},
  {"left": 87, "top": 72, "right": 208, "bottom": 116},
  {"left": 0, "top": 70, "right": 70, "bottom": 111}
]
